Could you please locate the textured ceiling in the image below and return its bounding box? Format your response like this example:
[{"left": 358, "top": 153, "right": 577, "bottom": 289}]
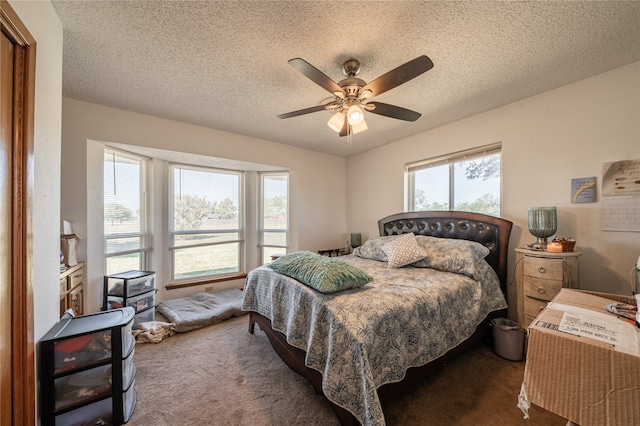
[{"left": 51, "top": 1, "right": 640, "bottom": 157}]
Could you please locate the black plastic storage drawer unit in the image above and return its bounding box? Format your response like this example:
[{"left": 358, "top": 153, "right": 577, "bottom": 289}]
[
  {"left": 103, "top": 270, "right": 156, "bottom": 328},
  {"left": 38, "top": 307, "right": 136, "bottom": 426}
]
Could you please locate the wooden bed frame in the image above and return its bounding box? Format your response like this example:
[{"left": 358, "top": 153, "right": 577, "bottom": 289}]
[{"left": 248, "top": 211, "right": 513, "bottom": 425}]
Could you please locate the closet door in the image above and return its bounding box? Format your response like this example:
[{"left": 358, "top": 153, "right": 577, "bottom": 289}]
[
  {"left": 0, "top": 3, "right": 36, "bottom": 424},
  {"left": 0, "top": 28, "right": 14, "bottom": 426}
]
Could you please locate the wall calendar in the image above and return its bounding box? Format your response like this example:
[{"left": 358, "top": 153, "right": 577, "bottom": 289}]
[{"left": 601, "top": 159, "right": 640, "bottom": 232}]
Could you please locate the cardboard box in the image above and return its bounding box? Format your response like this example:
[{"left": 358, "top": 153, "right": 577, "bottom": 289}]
[{"left": 522, "top": 289, "right": 640, "bottom": 426}]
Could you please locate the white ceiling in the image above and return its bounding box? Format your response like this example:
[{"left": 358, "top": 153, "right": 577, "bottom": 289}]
[{"left": 51, "top": 1, "right": 640, "bottom": 157}]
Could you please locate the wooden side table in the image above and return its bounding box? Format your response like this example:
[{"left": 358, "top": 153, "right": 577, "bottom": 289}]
[
  {"left": 515, "top": 248, "right": 581, "bottom": 327},
  {"left": 60, "top": 262, "right": 84, "bottom": 316}
]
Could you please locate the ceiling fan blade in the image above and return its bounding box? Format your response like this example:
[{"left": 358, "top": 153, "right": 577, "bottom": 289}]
[
  {"left": 288, "top": 58, "right": 343, "bottom": 94},
  {"left": 362, "top": 55, "right": 433, "bottom": 98},
  {"left": 277, "top": 104, "right": 327, "bottom": 119},
  {"left": 339, "top": 118, "right": 349, "bottom": 137},
  {"left": 367, "top": 102, "right": 422, "bottom": 122}
]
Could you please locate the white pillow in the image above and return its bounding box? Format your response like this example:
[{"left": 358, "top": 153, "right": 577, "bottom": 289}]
[{"left": 381, "top": 233, "right": 427, "bottom": 268}]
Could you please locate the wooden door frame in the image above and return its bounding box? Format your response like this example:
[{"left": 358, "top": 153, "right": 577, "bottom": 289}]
[{"left": 0, "top": 1, "right": 36, "bottom": 424}]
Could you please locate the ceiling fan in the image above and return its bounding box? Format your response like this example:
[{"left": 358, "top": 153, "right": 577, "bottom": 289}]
[{"left": 277, "top": 55, "right": 434, "bottom": 139}]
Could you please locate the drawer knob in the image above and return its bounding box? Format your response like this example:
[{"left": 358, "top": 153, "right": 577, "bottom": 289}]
[
  {"left": 537, "top": 287, "right": 546, "bottom": 294},
  {"left": 538, "top": 267, "right": 546, "bottom": 273}
]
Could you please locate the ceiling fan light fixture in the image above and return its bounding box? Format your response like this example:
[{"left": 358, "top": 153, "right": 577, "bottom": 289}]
[
  {"left": 352, "top": 119, "right": 368, "bottom": 134},
  {"left": 359, "top": 89, "right": 373, "bottom": 99},
  {"left": 327, "top": 112, "right": 345, "bottom": 132},
  {"left": 347, "top": 104, "right": 365, "bottom": 126}
]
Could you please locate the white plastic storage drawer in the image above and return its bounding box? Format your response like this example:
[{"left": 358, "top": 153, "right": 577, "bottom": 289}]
[
  {"left": 123, "top": 380, "right": 137, "bottom": 423},
  {"left": 52, "top": 330, "right": 112, "bottom": 374},
  {"left": 55, "top": 396, "right": 113, "bottom": 426},
  {"left": 54, "top": 364, "right": 112, "bottom": 411},
  {"left": 123, "top": 348, "right": 136, "bottom": 390},
  {"left": 122, "top": 320, "right": 134, "bottom": 355},
  {"left": 107, "top": 290, "right": 155, "bottom": 314},
  {"left": 104, "top": 270, "right": 156, "bottom": 299},
  {"left": 133, "top": 307, "right": 154, "bottom": 328}
]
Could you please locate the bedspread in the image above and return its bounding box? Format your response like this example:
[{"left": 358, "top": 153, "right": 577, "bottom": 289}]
[{"left": 241, "top": 255, "right": 507, "bottom": 426}]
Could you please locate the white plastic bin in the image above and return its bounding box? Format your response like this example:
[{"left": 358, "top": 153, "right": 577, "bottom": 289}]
[{"left": 491, "top": 318, "right": 526, "bottom": 361}]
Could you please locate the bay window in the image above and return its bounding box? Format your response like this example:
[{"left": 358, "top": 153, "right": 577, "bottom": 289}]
[{"left": 170, "top": 165, "right": 243, "bottom": 281}]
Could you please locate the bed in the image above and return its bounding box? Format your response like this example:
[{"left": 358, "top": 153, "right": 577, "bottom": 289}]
[{"left": 242, "top": 211, "right": 513, "bottom": 426}]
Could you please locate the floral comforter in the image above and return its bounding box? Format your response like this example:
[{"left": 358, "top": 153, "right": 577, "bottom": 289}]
[{"left": 241, "top": 255, "right": 507, "bottom": 426}]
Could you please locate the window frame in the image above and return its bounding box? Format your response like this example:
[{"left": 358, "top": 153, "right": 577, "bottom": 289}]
[
  {"left": 258, "top": 171, "right": 289, "bottom": 264},
  {"left": 168, "top": 163, "right": 244, "bottom": 283},
  {"left": 103, "top": 147, "right": 150, "bottom": 274},
  {"left": 405, "top": 142, "right": 502, "bottom": 215}
]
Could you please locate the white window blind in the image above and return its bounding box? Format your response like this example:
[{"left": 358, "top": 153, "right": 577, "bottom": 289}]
[
  {"left": 405, "top": 142, "right": 502, "bottom": 173},
  {"left": 103, "top": 148, "right": 148, "bottom": 274}
]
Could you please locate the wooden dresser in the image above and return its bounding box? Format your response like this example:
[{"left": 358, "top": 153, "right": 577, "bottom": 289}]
[
  {"left": 60, "top": 262, "right": 84, "bottom": 316},
  {"left": 515, "top": 248, "right": 581, "bottom": 327}
]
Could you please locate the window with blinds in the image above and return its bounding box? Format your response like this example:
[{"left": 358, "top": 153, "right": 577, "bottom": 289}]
[
  {"left": 169, "top": 164, "right": 243, "bottom": 281},
  {"left": 103, "top": 148, "right": 149, "bottom": 274},
  {"left": 405, "top": 143, "right": 502, "bottom": 216},
  {"left": 259, "top": 172, "right": 289, "bottom": 264}
]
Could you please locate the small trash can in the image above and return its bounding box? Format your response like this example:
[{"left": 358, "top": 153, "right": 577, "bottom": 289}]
[{"left": 491, "top": 318, "right": 526, "bottom": 361}]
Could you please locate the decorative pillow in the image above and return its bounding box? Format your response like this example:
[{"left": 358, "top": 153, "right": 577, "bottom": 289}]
[
  {"left": 412, "top": 235, "right": 490, "bottom": 279},
  {"left": 352, "top": 235, "right": 400, "bottom": 262},
  {"left": 267, "top": 251, "right": 373, "bottom": 293},
  {"left": 381, "top": 233, "right": 427, "bottom": 268}
]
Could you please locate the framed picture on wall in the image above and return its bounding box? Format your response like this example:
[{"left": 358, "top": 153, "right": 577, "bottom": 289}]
[{"left": 571, "top": 177, "right": 596, "bottom": 203}]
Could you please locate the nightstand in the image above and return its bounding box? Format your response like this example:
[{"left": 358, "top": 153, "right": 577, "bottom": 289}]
[{"left": 515, "top": 248, "right": 581, "bottom": 327}]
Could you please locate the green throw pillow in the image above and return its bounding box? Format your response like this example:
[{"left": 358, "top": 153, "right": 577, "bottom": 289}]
[{"left": 267, "top": 251, "right": 373, "bottom": 294}]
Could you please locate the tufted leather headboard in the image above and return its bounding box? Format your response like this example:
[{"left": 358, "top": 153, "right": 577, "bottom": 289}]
[{"left": 378, "top": 211, "right": 513, "bottom": 295}]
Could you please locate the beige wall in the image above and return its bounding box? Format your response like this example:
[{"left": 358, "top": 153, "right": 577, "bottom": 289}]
[
  {"left": 61, "top": 99, "right": 348, "bottom": 312},
  {"left": 8, "top": 0, "right": 64, "bottom": 340},
  {"left": 347, "top": 61, "right": 640, "bottom": 319},
  {"left": 63, "top": 63, "right": 640, "bottom": 318}
]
